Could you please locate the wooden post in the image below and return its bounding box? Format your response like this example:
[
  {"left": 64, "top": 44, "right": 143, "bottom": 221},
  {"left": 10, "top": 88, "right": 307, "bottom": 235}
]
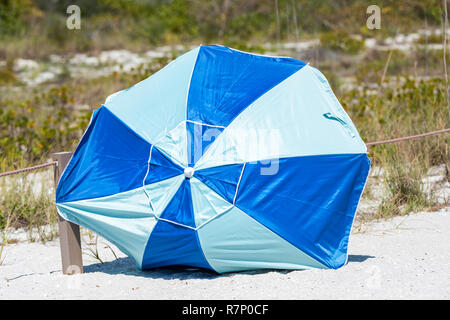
[{"left": 53, "top": 152, "right": 83, "bottom": 275}]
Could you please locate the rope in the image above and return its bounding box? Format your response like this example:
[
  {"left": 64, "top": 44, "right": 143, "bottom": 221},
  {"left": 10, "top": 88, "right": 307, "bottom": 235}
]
[
  {"left": 366, "top": 128, "right": 450, "bottom": 146},
  {"left": 0, "top": 128, "right": 448, "bottom": 178},
  {"left": 0, "top": 161, "right": 57, "bottom": 178}
]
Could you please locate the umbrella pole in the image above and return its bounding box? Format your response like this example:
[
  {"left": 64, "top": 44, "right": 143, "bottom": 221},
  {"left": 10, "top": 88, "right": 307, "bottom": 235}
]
[{"left": 53, "top": 152, "right": 83, "bottom": 275}]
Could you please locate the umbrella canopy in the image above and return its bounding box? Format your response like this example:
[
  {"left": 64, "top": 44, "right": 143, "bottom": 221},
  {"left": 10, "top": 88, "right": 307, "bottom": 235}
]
[{"left": 56, "top": 45, "right": 370, "bottom": 273}]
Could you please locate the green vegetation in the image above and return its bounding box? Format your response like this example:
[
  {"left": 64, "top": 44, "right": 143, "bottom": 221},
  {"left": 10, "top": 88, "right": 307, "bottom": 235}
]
[
  {"left": 341, "top": 77, "right": 449, "bottom": 220},
  {"left": 0, "top": 0, "right": 448, "bottom": 59},
  {"left": 0, "top": 58, "right": 18, "bottom": 85},
  {"left": 0, "top": 173, "right": 58, "bottom": 243},
  {"left": 0, "top": 57, "right": 170, "bottom": 171},
  {"left": 377, "top": 152, "right": 433, "bottom": 218},
  {"left": 341, "top": 78, "right": 449, "bottom": 167},
  {"left": 319, "top": 32, "right": 365, "bottom": 54}
]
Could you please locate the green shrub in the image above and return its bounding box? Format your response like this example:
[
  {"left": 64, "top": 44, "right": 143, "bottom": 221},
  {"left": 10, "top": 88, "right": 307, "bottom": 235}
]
[
  {"left": 0, "top": 174, "right": 57, "bottom": 243},
  {"left": 376, "top": 151, "right": 434, "bottom": 218},
  {"left": 0, "top": 58, "right": 18, "bottom": 85},
  {"left": 320, "top": 32, "right": 365, "bottom": 54}
]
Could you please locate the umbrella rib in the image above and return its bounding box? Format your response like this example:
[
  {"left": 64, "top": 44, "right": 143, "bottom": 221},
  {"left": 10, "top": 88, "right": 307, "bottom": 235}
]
[
  {"left": 193, "top": 161, "right": 246, "bottom": 229},
  {"left": 185, "top": 119, "right": 226, "bottom": 129},
  {"left": 142, "top": 145, "right": 195, "bottom": 229},
  {"left": 141, "top": 121, "right": 245, "bottom": 230},
  {"left": 141, "top": 136, "right": 201, "bottom": 230},
  {"left": 142, "top": 144, "right": 156, "bottom": 213},
  {"left": 158, "top": 217, "right": 197, "bottom": 230},
  {"left": 233, "top": 162, "right": 246, "bottom": 205},
  {"left": 141, "top": 130, "right": 178, "bottom": 215},
  {"left": 194, "top": 204, "right": 234, "bottom": 229}
]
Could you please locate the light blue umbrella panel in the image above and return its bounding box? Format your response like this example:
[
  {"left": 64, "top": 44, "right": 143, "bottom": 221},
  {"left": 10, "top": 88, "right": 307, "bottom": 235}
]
[{"left": 56, "top": 45, "right": 370, "bottom": 273}]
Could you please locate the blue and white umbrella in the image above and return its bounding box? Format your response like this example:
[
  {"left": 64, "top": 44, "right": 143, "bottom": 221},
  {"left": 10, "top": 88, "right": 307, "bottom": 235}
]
[{"left": 56, "top": 45, "right": 370, "bottom": 273}]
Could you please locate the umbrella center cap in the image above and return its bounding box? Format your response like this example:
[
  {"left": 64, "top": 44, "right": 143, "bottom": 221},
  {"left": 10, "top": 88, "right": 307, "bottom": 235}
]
[{"left": 184, "top": 167, "right": 195, "bottom": 179}]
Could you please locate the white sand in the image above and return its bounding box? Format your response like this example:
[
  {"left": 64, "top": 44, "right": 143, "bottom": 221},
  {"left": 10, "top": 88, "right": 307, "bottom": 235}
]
[{"left": 0, "top": 209, "right": 449, "bottom": 299}]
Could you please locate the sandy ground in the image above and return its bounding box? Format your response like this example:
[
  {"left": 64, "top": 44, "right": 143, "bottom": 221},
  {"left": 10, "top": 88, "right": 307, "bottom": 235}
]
[{"left": 0, "top": 209, "right": 449, "bottom": 300}]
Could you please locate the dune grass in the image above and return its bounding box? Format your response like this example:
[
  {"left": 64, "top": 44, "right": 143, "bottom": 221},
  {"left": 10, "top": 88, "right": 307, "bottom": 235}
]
[{"left": 0, "top": 171, "right": 58, "bottom": 243}]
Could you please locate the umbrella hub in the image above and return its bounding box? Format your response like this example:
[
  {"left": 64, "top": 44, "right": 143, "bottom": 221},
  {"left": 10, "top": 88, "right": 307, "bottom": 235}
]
[{"left": 184, "top": 167, "right": 195, "bottom": 179}]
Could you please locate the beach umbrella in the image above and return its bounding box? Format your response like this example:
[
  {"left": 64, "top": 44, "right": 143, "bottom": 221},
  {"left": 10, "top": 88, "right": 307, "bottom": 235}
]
[{"left": 56, "top": 45, "right": 370, "bottom": 273}]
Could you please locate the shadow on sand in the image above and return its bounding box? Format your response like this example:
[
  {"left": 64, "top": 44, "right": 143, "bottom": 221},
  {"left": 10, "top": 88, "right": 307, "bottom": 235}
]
[
  {"left": 84, "top": 257, "right": 219, "bottom": 280},
  {"left": 347, "top": 254, "right": 375, "bottom": 263},
  {"left": 83, "top": 254, "right": 375, "bottom": 280}
]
